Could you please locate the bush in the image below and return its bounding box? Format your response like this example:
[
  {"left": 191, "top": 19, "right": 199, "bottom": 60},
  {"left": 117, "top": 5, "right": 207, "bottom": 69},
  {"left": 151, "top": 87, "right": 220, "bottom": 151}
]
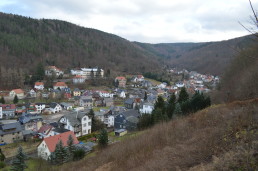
[
  {"left": 73, "top": 148, "right": 85, "bottom": 161},
  {"left": 0, "top": 161, "right": 5, "bottom": 168}
]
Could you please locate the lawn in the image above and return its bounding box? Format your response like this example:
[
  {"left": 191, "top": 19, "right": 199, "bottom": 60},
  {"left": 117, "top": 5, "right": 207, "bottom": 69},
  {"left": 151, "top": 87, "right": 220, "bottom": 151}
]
[{"left": 144, "top": 78, "right": 162, "bottom": 86}]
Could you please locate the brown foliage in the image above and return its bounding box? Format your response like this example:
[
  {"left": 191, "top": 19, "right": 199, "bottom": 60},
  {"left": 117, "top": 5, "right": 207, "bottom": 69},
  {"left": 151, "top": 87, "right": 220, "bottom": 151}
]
[{"left": 57, "top": 99, "right": 258, "bottom": 171}]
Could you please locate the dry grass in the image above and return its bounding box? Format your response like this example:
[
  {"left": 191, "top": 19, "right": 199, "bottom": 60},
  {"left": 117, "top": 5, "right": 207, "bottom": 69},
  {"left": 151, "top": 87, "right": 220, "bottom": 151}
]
[{"left": 54, "top": 99, "right": 258, "bottom": 171}]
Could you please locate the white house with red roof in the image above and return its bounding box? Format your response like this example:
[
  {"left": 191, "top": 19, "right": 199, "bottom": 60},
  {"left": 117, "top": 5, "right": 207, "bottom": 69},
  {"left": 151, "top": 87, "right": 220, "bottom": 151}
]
[
  {"left": 37, "top": 131, "right": 79, "bottom": 160},
  {"left": 53, "top": 82, "right": 68, "bottom": 90},
  {"left": 115, "top": 76, "right": 127, "bottom": 88},
  {"left": 45, "top": 66, "right": 64, "bottom": 77},
  {"left": 9, "top": 89, "right": 25, "bottom": 99},
  {"left": 34, "top": 82, "right": 44, "bottom": 90}
]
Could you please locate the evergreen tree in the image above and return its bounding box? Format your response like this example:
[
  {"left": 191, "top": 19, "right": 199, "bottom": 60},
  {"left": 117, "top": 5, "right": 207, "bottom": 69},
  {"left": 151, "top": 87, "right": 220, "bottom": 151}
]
[
  {"left": 13, "top": 95, "right": 19, "bottom": 104},
  {"left": 0, "top": 148, "right": 5, "bottom": 161},
  {"left": 106, "top": 69, "right": 111, "bottom": 77},
  {"left": 114, "top": 79, "right": 119, "bottom": 87},
  {"left": 98, "top": 129, "right": 108, "bottom": 148},
  {"left": 73, "top": 148, "right": 85, "bottom": 161},
  {"left": 89, "top": 109, "right": 105, "bottom": 132},
  {"left": 144, "top": 91, "right": 148, "bottom": 101},
  {"left": 54, "top": 140, "right": 68, "bottom": 164},
  {"left": 96, "top": 68, "right": 101, "bottom": 77},
  {"left": 36, "top": 63, "right": 45, "bottom": 80},
  {"left": 137, "top": 114, "right": 153, "bottom": 130},
  {"left": 166, "top": 93, "right": 176, "bottom": 119},
  {"left": 154, "top": 96, "right": 165, "bottom": 112},
  {"left": 178, "top": 87, "right": 189, "bottom": 103},
  {"left": 90, "top": 69, "right": 94, "bottom": 79},
  {"left": 67, "top": 135, "right": 76, "bottom": 161},
  {"left": 173, "top": 103, "right": 182, "bottom": 118},
  {"left": 11, "top": 146, "right": 27, "bottom": 171},
  {"left": 0, "top": 97, "right": 5, "bottom": 104}
]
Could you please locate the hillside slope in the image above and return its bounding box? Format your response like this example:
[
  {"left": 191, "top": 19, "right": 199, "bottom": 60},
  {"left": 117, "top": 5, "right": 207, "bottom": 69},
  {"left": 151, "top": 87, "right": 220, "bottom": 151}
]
[
  {"left": 135, "top": 35, "right": 257, "bottom": 75},
  {"left": 55, "top": 99, "right": 258, "bottom": 171},
  {"left": 0, "top": 12, "right": 160, "bottom": 74}
]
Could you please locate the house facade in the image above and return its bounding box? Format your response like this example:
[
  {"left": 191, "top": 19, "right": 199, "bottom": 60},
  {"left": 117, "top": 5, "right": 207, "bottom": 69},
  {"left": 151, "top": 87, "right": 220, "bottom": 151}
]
[
  {"left": 37, "top": 131, "right": 79, "bottom": 160},
  {"left": 0, "top": 122, "right": 23, "bottom": 144},
  {"left": 45, "top": 66, "right": 64, "bottom": 77},
  {"left": 34, "top": 82, "right": 44, "bottom": 90},
  {"left": 35, "top": 103, "right": 46, "bottom": 113},
  {"left": 19, "top": 114, "right": 43, "bottom": 132},
  {"left": 9, "top": 89, "right": 25, "bottom": 99},
  {"left": 115, "top": 77, "right": 127, "bottom": 88},
  {"left": 73, "top": 75, "right": 86, "bottom": 84},
  {"left": 140, "top": 102, "right": 154, "bottom": 114},
  {"left": 114, "top": 110, "right": 140, "bottom": 131},
  {"left": 58, "top": 111, "right": 92, "bottom": 137},
  {"left": 53, "top": 82, "right": 68, "bottom": 90},
  {"left": 0, "top": 104, "right": 16, "bottom": 119},
  {"left": 48, "top": 102, "right": 62, "bottom": 113}
]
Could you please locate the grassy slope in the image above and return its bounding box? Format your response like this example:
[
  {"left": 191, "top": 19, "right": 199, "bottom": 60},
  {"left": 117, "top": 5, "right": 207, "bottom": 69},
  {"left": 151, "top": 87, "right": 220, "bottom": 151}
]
[{"left": 55, "top": 98, "right": 258, "bottom": 171}]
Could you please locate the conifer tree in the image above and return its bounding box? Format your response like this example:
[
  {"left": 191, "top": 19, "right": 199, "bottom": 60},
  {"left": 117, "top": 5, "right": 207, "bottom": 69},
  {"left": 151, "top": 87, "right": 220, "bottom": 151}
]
[
  {"left": 178, "top": 87, "right": 189, "bottom": 103},
  {"left": 67, "top": 135, "right": 75, "bottom": 161},
  {"left": 0, "top": 96, "right": 5, "bottom": 104},
  {"left": 144, "top": 91, "right": 148, "bottom": 101},
  {"left": 166, "top": 93, "right": 176, "bottom": 119},
  {"left": 0, "top": 148, "right": 5, "bottom": 161},
  {"left": 173, "top": 103, "right": 182, "bottom": 118},
  {"left": 98, "top": 129, "right": 108, "bottom": 148},
  {"left": 13, "top": 95, "right": 19, "bottom": 104},
  {"left": 11, "top": 146, "right": 27, "bottom": 171}
]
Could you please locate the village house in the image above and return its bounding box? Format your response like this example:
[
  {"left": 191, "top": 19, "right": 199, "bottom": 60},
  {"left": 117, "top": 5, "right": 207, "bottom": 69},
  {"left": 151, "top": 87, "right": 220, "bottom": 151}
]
[
  {"left": 104, "top": 112, "right": 115, "bottom": 127},
  {"left": 71, "top": 68, "right": 104, "bottom": 78},
  {"left": 73, "top": 88, "right": 81, "bottom": 97},
  {"left": 19, "top": 114, "right": 43, "bottom": 132},
  {"left": 35, "top": 103, "right": 46, "bottom": 113},
  {"left": 97, "top": 91, "right": 114, "bottom": 98},
  {"left": 114, "top": 109, "right": 140, "bottom": 131},
  {"left": 131, "top": 75, "right": 144, "bottom": 82},
  {"left": 72, "top": 75, "right": 86, "bottom": 84},
  {"left": 80, "top": 96, "right": 93, "bottom": 108},
  {"left": 45, "top": 66, "right": 64, "bottom": 77},
  {"left": 115, "top": 77, "right": 127, "bottom": 88},
  {"left": 58, "top": 110, "right": 92, "bottom": 137},
  {"left": 37, "top": 131, "right": 79, "bottom": 160},
  {"left": 28, "top": 89, "right": 37, "bottom": 98},
  {"left": 37, "top": 124, "right": 54, "bottom": 138},
  {"left": 60, "top": 102, "right": 73, "bottom": 110},
  {"left": 49, "top": 102, "right": 62, "bottom": 113},
  {"left": 103, "top": 98, "right": 114, "bottom": 107},
  {"left": 0, "top": 122, "right": 23, "bottom": 144},
  {"left": 53, "top": 82, "right": 68, "bottom": 90},
  {"left": 9, "top": 89, "right": 25, "bottom": 99},
  {"left": 140, "top": 102, "right": 154, "bottom": 114},
  {"left": 34, "top": 82, "right": 44, "bottom": 90},
  {"left": 0, "top": 104, "right": 16, "bottom": 119}
]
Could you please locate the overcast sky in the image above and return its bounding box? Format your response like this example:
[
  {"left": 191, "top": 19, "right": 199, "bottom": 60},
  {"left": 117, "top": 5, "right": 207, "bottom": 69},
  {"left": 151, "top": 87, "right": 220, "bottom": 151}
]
[{"left": 0, "top": 0, "right": 257, "bottom": 43}]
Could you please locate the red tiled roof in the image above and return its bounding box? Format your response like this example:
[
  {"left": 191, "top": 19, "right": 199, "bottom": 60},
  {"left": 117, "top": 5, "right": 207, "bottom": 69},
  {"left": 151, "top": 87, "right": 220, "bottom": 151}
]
[
  {"left": 54, "top": 82, "right": 67, "bottom": 87},
  {"left": 0, "top": 104, "right": 16, "bottom": 110},
  {"left": 43, "top": 131, "right": 79, "bottom": 152},
  {"left": 35, "top": 82, "right": 44, "bottom": 86},
  {"left": 38, "top": 124, "right": 53, "bottom": 134},
  {"left": 12, "top": 89, "right": 24, "bottom": 94},
  {"left": 115, "top": 76, "right": 126, "bottom": 80}
]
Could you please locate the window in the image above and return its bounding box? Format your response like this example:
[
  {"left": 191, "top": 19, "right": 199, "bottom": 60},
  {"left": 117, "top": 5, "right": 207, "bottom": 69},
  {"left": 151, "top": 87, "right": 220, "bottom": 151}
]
[
  {"left": 88, "top": 122, "right": 91, "bottom": 126},
  {"left": 84, "top": 117, "right": 87, "bottom": 121},
  {"left": 83, "top": 123, "right": 87, "bottom": 127}
]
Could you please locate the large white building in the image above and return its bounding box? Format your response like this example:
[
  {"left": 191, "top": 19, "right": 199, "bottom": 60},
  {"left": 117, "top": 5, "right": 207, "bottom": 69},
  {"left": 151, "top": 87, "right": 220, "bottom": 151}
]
[
  {"left": 0, "top": 107, "right": 2, "bottom": 119},
  {"left": 140, "top": 102, "right": 154, "bottom": 114},
  {"left": 71, "top": 68, "right": 104, "bottom": 78},
  {"left": 58, "top": 110, "right": 92, "bottom": 137}
]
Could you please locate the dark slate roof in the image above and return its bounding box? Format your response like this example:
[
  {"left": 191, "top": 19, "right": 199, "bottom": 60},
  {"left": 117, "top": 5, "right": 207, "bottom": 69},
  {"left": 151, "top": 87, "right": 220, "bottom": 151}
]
[
  {"left": 0, "top": 122, "right": 23, "bottom": 135},
  {"left": 49, "top": 102, "right": 59, "bottom": 108},
  {"left": 82, "top": 99, "right": 92, "bottom": 103},
  {"left": 19, "top": 114, "right": 43, "bottom": 124},
  {"left": 74, "top": 88, "right": 80, "bottom": 91},
  {"left": 52, "top": 128, "right": 70, "bottom": 134},
  {"left": 124, "top": 98, "right": 134, "bottom": 105},
  {"left": 61, "top": 110, "right": 90, "bottom": 126},
  {"left": 121, "top": 109, "right": 140, "bottom": 119},
  {"left": 49, "top": 122, "right": 59, "bottom": 128}
]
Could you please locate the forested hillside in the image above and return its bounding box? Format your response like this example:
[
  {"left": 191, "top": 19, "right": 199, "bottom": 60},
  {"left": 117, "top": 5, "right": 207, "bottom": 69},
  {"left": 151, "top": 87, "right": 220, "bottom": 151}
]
[
  {"left": 135, "top": 35, "right": 256, "bottom": 75},
  {"left": 0, "top": 12, "right": 161, "bottom": 88}
]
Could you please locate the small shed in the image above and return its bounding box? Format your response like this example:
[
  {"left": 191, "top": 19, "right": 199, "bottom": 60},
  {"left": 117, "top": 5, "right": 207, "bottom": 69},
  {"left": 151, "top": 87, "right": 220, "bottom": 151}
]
[{"left": 115, "top": 129, "right": 127, "bottom": 137}]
